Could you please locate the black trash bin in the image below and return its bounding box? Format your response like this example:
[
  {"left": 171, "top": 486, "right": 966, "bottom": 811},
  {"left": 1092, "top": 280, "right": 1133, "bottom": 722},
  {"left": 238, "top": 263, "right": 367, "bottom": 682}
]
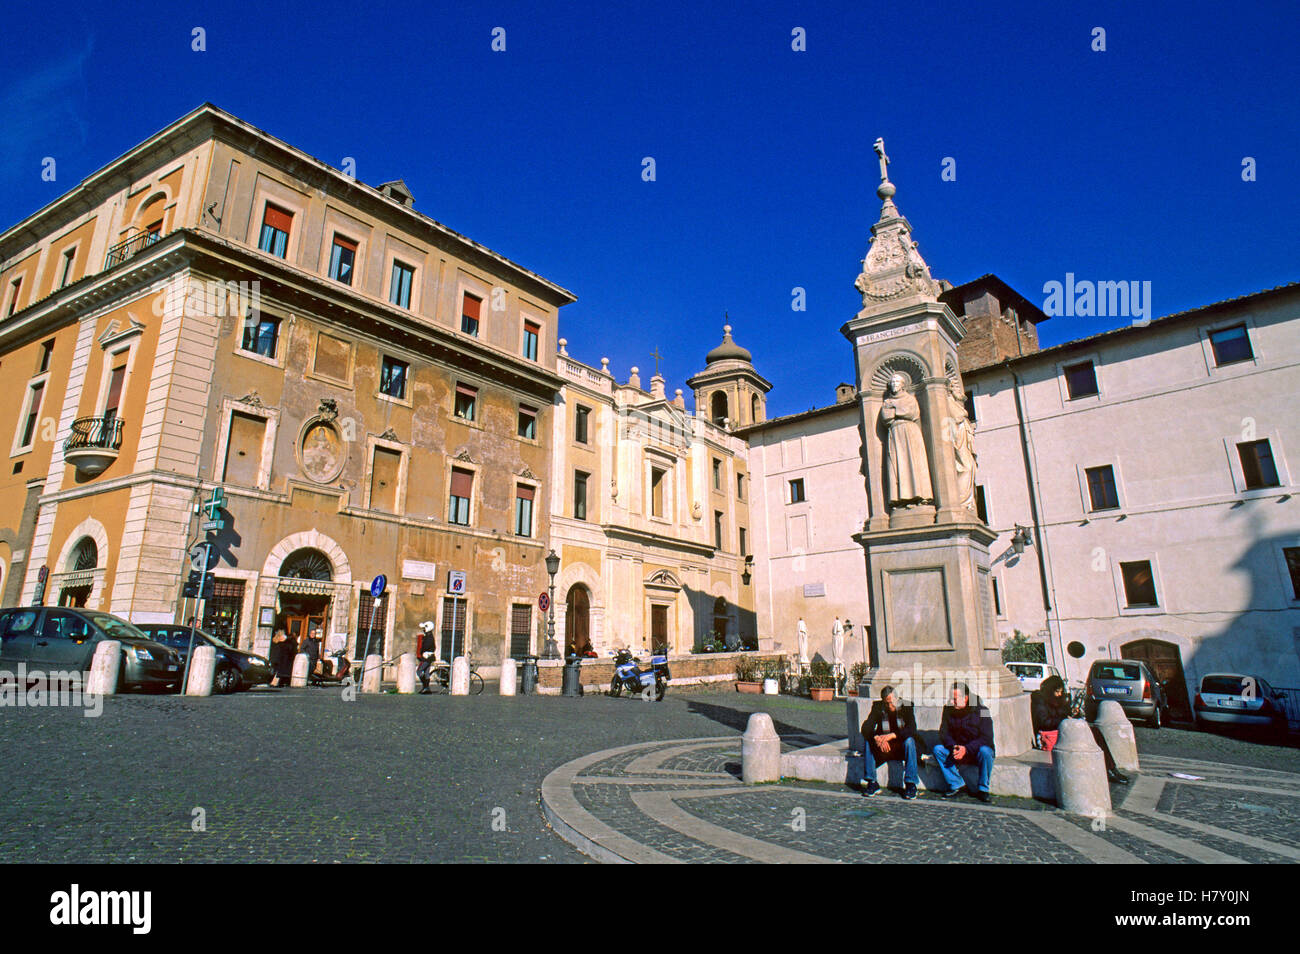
[
  {"left": 562, "top": 654, "right": 583, "bottom": 697},
  {"left": 520, "top": 655, "right": 539, "bottom": 695}
]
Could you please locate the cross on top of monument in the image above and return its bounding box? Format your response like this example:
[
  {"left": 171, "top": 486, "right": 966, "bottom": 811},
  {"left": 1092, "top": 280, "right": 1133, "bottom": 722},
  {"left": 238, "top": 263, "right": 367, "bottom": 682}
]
[
  {"left": 873, "top": 137, "right": 889, "bottom": 183},
  {"left": 650, "top": 346, "right": 664, "bottom": 375},
  {"left": 872, "top": 137, "right": 897, "bottom": 205}
]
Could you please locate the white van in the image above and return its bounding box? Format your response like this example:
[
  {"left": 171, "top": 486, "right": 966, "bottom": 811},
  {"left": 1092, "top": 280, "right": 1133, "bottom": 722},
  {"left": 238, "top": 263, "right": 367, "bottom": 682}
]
[{"left": 1006, "top": 662, "right": 1060, "bottom": 692}]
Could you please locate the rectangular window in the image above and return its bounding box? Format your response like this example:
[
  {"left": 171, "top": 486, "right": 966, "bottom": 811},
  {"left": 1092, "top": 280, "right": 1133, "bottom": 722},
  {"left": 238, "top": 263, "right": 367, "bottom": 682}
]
[
  {"left": 510, "top": 604, "right": 533, "bottom": 659},
  {"left": 651, "top": 467, "right": 665, "bottom": 517},
  {"left": 313, "top": 331, "right": 352, "bottom": 382},
  {"left": 574, "top": 405, "right": 590, "bottom": 444},
  {"left": 355, "top": 589, "right": 388, "bottom": 658},
  {"left": 1238, "top": 440, "right": 1280, "bottom": 489},
  {"left": 380, "top": 356, "right": 409, "bottom": 399},
  {"left": 1283, "top": 547, "right": 1300, "bottom": 601},
  {"left": 714, "top": 510, "right": 725, "bottom": 549},
  {"left": 222, "top": 411, "right": 266, "bottom": 487},
  {"left": 964, "top": 390, "right": 977, "bottom": 422},
  {"left": 329, "top": 234, "right": 357, "bottom": 286},
  {"left": 59, "top": 248, "right": 76, "bottom": 288},
  {"left": 390, "top": 261, "right": 414, "bottom": 308},
  {"left": 739, "top": 527, "right": 747, "bottom": 557},
  {"left": 736, "top": 473, "right": 745, "bottom": 500},
  {"left": 240, "top": 313, "right": 280, "bottom": 359},
  {"left": 992, "top": 577, "right": 1002, "bottom": 616},
  {"left": 19, "top": 381, "right": 45, "bottom": 448},
  {"left": 1120, "top": 560, "right": 1158, "bottom": 607},
  {"left": 713, "top": 458, "right": 722, "bottom": 490},
  {"left": 517, "top": 405, "right": 537, "bottom": 439},
  {"left": 454, "top": 383, "right": 478, "bottom": 421},
  {"left": 449, "top": 467, "right": 473, "bottom": 525},
  {"left": 522, "top": 321, "right": 540, "bottom": 361},
  {"left": 974, "top": 485, "right": 988, "bottom": 524},
  {"left": 515, "top": 484, "right": 535, "bottom": 537},
  {"left": 1209, "top": 323, "right": 1253, "bottom": 366},
  {"left": 574, "top": 471, "right": 588, "bottom": 521},
  {"left": 1063, "top": 360, "right": 1099, "bottom": 399},
  {"left": 7, "top": 277, "right": 21, "bottom": 316},
  {"left": 258, "top": 204, "right": 292, "bottom": 258},
  {"left": 103, "top": 359, "right": 127, "bottom": 423},
  {"left": 370, "top": 447, "right": 402, "bottom": 513},
  {"left": 461, "top": 293, "right": 482, "bottom": 335},
  {"left": 1085, "top": 465, "right": 1120, "bottom": 511},
  {"left": 789, "top": 478, "right": 806, "bottom": 503},
  {"left": 38, "top": 340, "right": 54, "bottom": 374}
]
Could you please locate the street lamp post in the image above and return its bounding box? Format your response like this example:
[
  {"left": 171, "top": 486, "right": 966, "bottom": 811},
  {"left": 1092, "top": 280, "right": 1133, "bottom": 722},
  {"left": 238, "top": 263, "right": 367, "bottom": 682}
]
[{"left": 544, "top": 548, "right": 560, "bottom": 659}]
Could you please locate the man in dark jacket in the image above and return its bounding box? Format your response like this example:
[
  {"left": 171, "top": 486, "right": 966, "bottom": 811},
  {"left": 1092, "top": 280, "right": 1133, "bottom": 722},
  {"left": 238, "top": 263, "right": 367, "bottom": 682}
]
[
  {"left": 416, "top": 621, "right": 439, "bottom": 694},
  {"left": 932, "top": 682, "right": 995, "bottom": 802},
  {"left": 859, "top": 685, "right": 921, "bottom": 800}
]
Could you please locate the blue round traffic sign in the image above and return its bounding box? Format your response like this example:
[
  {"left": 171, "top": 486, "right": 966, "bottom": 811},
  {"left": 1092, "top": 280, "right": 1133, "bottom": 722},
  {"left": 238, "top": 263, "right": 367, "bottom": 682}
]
[{"left": 370, "top": 574, "right": 387, "bottom": 598}]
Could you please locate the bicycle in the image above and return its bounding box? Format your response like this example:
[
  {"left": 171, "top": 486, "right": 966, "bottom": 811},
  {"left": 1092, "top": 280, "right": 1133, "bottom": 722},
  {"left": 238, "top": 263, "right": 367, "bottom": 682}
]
[{"left": 430, "top": 654, "right": 484, "bottom": 695}]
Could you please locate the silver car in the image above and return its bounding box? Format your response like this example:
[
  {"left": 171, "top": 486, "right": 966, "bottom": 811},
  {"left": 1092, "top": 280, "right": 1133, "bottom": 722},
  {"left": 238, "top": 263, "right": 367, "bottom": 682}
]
[
  {"left": 1194, "top": 673, "right": 1289, "bottom": 739},
  {"left": 1086, "top": 659, "right": 1169, "bottom": 728}
]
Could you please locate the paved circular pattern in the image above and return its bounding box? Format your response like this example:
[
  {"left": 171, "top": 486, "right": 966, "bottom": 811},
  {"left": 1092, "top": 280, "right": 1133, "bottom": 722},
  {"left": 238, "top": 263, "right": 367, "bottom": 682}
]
[{"left": 542, "top": 738, "right": 1300, "bottom": 864}]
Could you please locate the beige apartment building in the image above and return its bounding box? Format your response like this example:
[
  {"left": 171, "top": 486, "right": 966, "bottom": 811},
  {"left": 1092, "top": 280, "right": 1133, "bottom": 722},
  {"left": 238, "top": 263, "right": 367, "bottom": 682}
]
[{"left": 0, "top": 104, "right": 574, "bottom": 667}]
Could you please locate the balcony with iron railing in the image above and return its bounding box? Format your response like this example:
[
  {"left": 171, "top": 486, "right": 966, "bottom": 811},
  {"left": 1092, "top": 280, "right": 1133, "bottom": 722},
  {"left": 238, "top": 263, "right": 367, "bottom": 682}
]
[
  {"left": 103, "top": 229, "right": 164, "bottom": 270},
  {"left": 64, "top": 414, "right": 125, "bottom": 475}
]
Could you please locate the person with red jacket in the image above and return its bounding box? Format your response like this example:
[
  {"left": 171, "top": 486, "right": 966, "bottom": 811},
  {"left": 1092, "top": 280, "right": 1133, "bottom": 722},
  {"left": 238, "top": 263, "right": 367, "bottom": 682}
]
[{"left": 416, "top": 621, "right": 438, "bottom": 694}]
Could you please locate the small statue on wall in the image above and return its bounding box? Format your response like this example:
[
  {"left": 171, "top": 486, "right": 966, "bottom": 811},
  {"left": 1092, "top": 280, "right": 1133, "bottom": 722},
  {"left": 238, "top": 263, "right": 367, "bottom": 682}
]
[
  {"left": 947, "top": 379, "right": 978, "bottom": 513},
  {"left": 880, "top": 373, "right": 933, "bottom": 508}
]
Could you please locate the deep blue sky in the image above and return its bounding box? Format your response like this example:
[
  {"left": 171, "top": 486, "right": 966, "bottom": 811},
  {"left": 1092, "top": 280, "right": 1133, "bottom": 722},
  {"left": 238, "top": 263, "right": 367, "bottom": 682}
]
[{"left": 2, "top": 0, "right": 1296, "bottom": 417}]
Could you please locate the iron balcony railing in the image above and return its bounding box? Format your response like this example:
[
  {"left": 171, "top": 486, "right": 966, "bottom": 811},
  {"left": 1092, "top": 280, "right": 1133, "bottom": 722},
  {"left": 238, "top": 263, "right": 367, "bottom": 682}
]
[
  {"left": 64, "top": 415, "right": 125, "bottom": 454},
  {"left": 103, "top": 229, "right": 164, "bottom": 270}
]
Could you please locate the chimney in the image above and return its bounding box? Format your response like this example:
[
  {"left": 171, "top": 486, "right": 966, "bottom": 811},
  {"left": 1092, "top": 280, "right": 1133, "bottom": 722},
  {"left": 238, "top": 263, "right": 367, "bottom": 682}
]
[{"left": 835, "top": 383, "right": 856, "bottom": 404}]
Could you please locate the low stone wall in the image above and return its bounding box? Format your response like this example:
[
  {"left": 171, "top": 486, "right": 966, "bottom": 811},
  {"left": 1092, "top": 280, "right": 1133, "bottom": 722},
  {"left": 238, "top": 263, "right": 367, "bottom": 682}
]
[{"left": 535, "top": 651, "right": 788, "bottom": 694}]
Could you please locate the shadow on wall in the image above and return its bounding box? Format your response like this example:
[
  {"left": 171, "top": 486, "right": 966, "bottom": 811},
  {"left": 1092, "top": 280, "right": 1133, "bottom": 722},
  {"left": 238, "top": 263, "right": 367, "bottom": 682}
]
[{"left": 683, "top": 584, "right": 757, "bottom": 651}]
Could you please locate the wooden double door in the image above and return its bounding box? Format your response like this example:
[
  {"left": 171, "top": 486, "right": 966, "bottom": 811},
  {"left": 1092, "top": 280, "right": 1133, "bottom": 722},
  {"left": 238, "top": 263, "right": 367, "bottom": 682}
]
[{"left": 1121, "top": 639, "right": 1191, "bottom": 721}]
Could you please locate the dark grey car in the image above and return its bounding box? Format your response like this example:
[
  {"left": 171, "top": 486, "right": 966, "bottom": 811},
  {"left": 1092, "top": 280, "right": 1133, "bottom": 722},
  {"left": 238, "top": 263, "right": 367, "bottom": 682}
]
[
  {"left": 1086, "top": 658, "right": 1169, "bottom": 728},
  {"left": 0, "top": 606, "right": 181, "bottom": 690}
]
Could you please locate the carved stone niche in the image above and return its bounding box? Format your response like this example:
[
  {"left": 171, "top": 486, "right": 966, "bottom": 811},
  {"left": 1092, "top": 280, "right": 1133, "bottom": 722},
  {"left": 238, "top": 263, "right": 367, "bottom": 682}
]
[{"left": 299, "top": 414, "right": 346, "bottom": 484}]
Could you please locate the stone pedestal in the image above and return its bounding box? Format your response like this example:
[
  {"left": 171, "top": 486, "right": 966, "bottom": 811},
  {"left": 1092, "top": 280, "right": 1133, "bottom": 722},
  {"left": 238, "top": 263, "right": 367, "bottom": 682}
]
[
  {"left": 450, "top": 656, "right": 469, "bottom": 695},
  {"left": 1094, "top": 700, "right": 1140, "bottom": 773},
  {"left": 742, "top": 713, "right": 781, "bottom": 783},
  {"left": 185, "top": 645, "right": 216, "bottom": 696},
  {"left": 86, "top": 640, "right": 121, "bottom": 696},
  {"left": 361, "top": 654, "right": 383, "bottom": 693},
  {"left": 396, "top": 653, "right": 416, "bottom": 694},
  {"left": 1052, "top": 718, "right": 1111, "bottom": 816},
  {"left": 499, "top": 659, "right": 517, "bottom": 696}
]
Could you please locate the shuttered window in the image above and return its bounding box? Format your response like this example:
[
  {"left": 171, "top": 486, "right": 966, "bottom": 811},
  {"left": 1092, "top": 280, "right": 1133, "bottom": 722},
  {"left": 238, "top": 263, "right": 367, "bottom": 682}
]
[
  {"left": 329, "top": 234, "right": 357, "bottom": 285},
  {"left": 510, "top": 604, "right": 532, "bottom": 659},
  {"left": 515, "top": 484, "right": 535, "bottom": 536},
  {"left": 259, "top": 205, "right": 292, "bottom": 257},
  {"left": 461, "top": 293, "right": 482, "bottom": 336},
  {"left": 449, "top": 467, "right": 473, "bottom": 525}
]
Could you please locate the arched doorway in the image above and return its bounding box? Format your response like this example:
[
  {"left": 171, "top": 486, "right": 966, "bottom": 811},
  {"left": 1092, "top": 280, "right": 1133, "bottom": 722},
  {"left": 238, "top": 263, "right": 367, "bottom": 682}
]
[
  {"left": 565, "top": 584, "right": 591, "bottom": 655},
  {"left": 1121, "top": 638, "right": 1191, "bottom": 721},
  {"left": 711, "top": 391, "right": 728, "bottom": 425},
  {"left": 278, "top": 547, "right": 334, "bottom": 648},
  {"left": 59, "top": 537, "right": 98, "bottom": 607}
]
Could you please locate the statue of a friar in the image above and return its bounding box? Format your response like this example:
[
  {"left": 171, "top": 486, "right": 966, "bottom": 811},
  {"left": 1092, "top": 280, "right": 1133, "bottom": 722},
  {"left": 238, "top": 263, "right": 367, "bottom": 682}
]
[{"left": 881, "top": 373, "right": 933, "bottom": 508}]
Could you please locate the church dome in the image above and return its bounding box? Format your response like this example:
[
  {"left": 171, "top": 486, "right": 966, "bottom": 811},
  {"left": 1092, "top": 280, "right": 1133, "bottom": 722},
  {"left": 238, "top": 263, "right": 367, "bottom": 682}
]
[{"left": 705, "top": 324, "right": 752, "bottom": 364}]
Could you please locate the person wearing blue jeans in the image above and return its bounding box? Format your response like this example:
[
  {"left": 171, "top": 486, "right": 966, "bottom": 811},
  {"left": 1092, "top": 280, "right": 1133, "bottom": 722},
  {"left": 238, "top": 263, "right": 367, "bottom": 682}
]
[
  {"left": 931, "top": 682, "right": 996, "bottom": 803},
  {"left": 860, "top": 685, "right": 921, "bottom": 800}
]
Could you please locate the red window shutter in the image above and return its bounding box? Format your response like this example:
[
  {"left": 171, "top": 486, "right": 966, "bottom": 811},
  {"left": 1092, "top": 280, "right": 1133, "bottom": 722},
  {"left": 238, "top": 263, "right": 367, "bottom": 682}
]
[
  {"left": 450, "top": 468, "right": 474, "bottom": 498},
  {"left": 105, "top": 363, "right": 127, "bottom": 412},
  {"left": 263, "top": 204, "right": 293, "bottom": 233},
  {"left": 456, "top": 383, "right": 477, "bottom": 398},
  {"left": 334, "top": 234, "right": 357, "bottom": 252},
  {"left": 524, "top": 320, "right": 539, "bottom": 335},
  {"left": 516, "top": 485, "right": 535, "bottom": 502},
  {"left": 462, "top": 294, "right": 482, "bottom": 319}
]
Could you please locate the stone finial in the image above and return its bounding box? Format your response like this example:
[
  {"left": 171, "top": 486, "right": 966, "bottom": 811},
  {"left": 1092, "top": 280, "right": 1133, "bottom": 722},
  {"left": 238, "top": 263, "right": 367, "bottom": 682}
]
[
  {"left": 600, "top": 357, "right": 610, "bottom": 374},
  {"left": 558, "top": 337, "right": 568, "bottom": 356},
  {"left": 628, "top": 365, "right": 641, "bottom": 389},
  {"left": 673, "top": 388, "right": 685, "bottom": 409}
]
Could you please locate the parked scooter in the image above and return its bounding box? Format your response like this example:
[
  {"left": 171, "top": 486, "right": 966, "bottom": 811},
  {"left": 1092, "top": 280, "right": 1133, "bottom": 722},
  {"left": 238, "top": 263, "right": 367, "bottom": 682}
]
[
  {"left": 309, "top": 649, "right": 353, "bottom": 686},
  {"left": 609, "top": 647, "right": 670, "bottom": 701}
]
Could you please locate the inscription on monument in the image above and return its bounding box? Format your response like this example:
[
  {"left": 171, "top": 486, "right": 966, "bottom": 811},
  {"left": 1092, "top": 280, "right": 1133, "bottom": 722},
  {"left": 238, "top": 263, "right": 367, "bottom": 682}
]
[{"left": 882, "top": 566, "right": 952, "bottom": 652}]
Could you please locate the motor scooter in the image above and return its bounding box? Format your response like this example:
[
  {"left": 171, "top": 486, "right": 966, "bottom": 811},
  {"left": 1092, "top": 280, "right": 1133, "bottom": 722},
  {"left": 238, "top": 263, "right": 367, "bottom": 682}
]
[{"left": 609, "top": 647, "right": 670, "bottom": 700}]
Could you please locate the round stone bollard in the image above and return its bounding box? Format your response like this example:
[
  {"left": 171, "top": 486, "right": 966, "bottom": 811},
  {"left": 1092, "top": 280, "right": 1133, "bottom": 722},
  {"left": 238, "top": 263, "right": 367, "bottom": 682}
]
[
  {"left": 742, "top": 712, "right": 782, "bottom": 784},
  {"left": 290, "top": 652, "right": 309, "bottom": 687},
  {"left": 1052, "top": 718, "right": 1111, "bottom": 816},
  {"left": 185, "top": 645, "right": 217, "bottom": 696},
  {"left": 1093, "top": 700, "right": 1140, "bottom": 774},
  {"left": 396, "top": 653, "right": 417, "bottom": 694},
  {"left": 85, "top": 640, "right": 121, "bottom": 696},
  {"left": 450, "top": 656, "right": 469, "bottom": 695},
  {"left": 361, "top": 654, "right": 383, "bottom": 693},
  {"left": 499, "top": 658, "right": 518, "bottom": 696}
]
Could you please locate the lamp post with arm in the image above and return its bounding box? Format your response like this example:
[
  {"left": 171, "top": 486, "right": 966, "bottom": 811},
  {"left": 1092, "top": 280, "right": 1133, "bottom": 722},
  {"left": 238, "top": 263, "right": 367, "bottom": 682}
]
[{"left": 544, "top": 548, "right": 560, "bottom": 659}]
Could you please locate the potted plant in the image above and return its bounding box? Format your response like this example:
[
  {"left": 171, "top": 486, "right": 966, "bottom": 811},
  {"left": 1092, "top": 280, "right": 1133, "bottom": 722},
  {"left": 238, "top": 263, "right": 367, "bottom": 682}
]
[
  {"left": 734, "top": 656, "right": 762, "bottom": 693},
  {"left": 808, "top": 659, "right": 836, "bottom": 701},
  {"left": 761, "top": 657, "right": 785, "bottom": 695},
  {"left": 847, "top": 661, "right": 869, "bottom": 697}
]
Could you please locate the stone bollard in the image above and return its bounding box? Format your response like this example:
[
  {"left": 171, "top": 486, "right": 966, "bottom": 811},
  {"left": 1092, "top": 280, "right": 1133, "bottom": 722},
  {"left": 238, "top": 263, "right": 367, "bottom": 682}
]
[
  {"left": 361, "top": 654, "right": 383, "bottom": 693},
  {"left": 499, "top": 658, "right": 517, "bottom": 696},
  {"left": 742, "top": 712, "right": 782, "bottom": 784},
  {"left": 290, "top": 653, "right": 309, "bottom": 687},
  {"left": 1093, "top": 700, "right": 1140, "bottom": 774},
  {"left": 396, "top": 653, "right": 416, "bottom": 694},
  {"left": 185, "top": 645, "right": 217, "bottom": 696},
  {"left": 450, "top": 656, "right": 469, "bottom": 695},
  {"left": 1052, "top": 718, "right": 1111, "bottom": 816},
  {"left": 85, "top": 640, "right": 121, "bottom": 696}
]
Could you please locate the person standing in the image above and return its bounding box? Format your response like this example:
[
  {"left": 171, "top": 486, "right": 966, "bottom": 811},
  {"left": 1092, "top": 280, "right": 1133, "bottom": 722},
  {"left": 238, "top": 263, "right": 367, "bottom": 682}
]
[
  {"left": 416, "top": 621, "right": 438, "bottom": 694},
  {"left": 932, "top": 682, "right": 996, "bottom": 802},
  {"left": 302, "top": 626, "right": 323, "bottom": 680},
  {"left": 269, "top": 625, "right": 292, "bottom": 687},
  {"left": 859, "top": 685, "right": 921, "bottom": 799}
]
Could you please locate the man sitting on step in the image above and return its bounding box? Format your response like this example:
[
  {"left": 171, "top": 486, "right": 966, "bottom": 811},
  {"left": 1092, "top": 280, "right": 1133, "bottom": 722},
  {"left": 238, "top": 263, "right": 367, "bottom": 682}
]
[
  {"left": 932, "top": 682, "right": 995, "bottom": 803},
  {"left": 859, "top": 685, "right": 921, "bottom": 800}
]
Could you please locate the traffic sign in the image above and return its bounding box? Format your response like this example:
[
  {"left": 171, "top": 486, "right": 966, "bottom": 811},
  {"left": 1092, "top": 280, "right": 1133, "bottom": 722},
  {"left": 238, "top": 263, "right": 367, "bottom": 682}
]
[
  {"left": 189, "top": 544, "right": 216, "bottom": 572},
  {"left": 538, "top": 592, "right": 550, "bottom": 612},
  {"left": 370, "top": 574, "right": 387, "bottom": 598},
  {"left": 448, "top": 570, "right": 467, "bottom": 595}
]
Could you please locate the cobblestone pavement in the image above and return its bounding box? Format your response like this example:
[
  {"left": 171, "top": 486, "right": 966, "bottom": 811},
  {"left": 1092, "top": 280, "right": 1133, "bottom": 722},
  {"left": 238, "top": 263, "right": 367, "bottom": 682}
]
[
  {"left": 1, "top": 684, "right": 1295, "bottom": 863},
  {"left": 542, "top": 738, "right": 1300, "bottom": 864}
]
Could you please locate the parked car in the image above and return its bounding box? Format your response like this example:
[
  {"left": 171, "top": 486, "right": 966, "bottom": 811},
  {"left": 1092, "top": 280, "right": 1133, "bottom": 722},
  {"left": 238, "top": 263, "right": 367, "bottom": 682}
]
[
  {"left": 1193, "top": 673, "right": 1290, "bottom": 740},
  {"left": 1085, "top": 659, "right": 1169, "bottom": 728},
  {"left": 1006, "top": 661, "right": 1060, "bottom": 692},
  {"left": 0, "top": 606, "right": 181, "bottom": 691},
  {"left": 132, "top": 624, "right": 272, "bottom": 693}
]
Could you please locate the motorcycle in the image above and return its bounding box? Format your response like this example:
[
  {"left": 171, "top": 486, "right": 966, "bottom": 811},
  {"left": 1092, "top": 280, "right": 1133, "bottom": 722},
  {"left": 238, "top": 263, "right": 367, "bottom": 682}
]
[
  {"left": 609, "top": 647, "right": 670, "bottom": 701},
  {"left": 309, "top": 648, "right": 353, "bottom": 686}
]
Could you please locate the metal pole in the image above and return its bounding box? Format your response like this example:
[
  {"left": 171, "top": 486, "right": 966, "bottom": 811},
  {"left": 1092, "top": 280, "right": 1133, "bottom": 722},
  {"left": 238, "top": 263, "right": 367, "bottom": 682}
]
[
  {"left": 180, "top": 543, "right": 209, "bottom": 694},
  {"left": 358, "top": 599, "right": 380, "bottom": 683}
]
